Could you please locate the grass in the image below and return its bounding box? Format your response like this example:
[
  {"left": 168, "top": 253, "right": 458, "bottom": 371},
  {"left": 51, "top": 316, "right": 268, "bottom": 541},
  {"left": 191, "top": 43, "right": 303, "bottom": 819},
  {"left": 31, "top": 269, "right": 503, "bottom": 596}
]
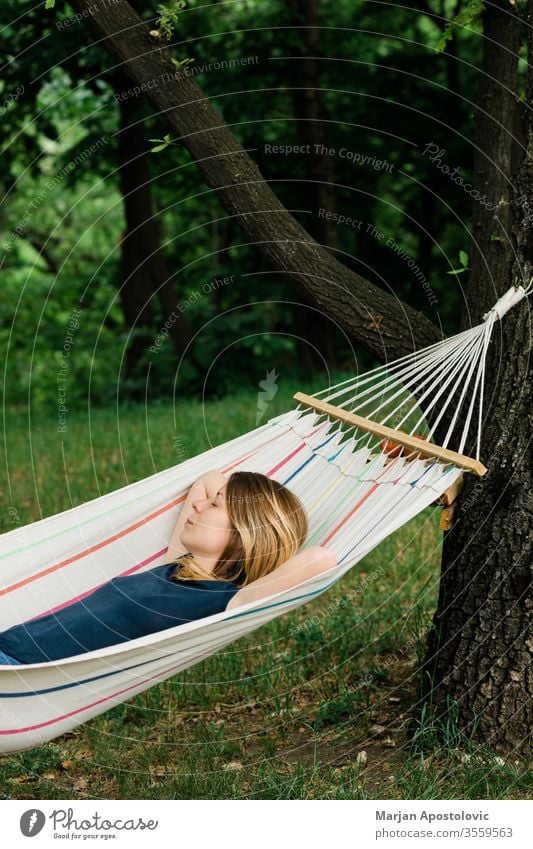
[{"left": 0, "top": 377, "right": 531, "bottom": 799}]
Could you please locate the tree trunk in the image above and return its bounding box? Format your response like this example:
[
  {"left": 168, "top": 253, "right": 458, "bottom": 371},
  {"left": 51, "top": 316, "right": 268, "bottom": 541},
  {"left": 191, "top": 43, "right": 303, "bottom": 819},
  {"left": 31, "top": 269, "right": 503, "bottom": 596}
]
[
  {"left": 68, "top": 0, "right": 443, "bottom": 363},
  {"left": 421, "top": 0, "right": 532, "bottom": 756},
  {"left": 115, "top": 72, "right": 193, "bottom": 385},
  {"left": 287, "top": 0, "right": 337, "bottom": 249},
  {"left": 286, "top": 0, "right": 337, "bottom": 371},
  {"left": 462, "top": 0, "right": 524, "bottom": 328}
]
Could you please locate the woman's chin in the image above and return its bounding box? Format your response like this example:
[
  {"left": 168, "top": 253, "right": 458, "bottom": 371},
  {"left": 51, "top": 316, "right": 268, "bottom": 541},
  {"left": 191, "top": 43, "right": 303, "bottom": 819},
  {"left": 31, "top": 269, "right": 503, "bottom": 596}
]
[{"left": 179, "top": 527, "right": 192, "bottom": 543}]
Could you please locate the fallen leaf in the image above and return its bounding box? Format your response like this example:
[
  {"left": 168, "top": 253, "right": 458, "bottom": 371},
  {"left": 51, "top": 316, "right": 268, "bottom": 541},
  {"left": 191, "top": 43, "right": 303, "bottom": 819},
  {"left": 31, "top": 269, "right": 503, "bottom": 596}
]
[{"left": 149, "top": 766, "right": 167, "bottom": 777}]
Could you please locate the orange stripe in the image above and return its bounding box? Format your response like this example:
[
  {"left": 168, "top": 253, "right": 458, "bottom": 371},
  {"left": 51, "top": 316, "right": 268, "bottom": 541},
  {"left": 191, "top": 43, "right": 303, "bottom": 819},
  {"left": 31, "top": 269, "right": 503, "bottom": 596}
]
[
  {"left": 0, "top": 495, "right": 185, "bottom": 597},
  {"left": 321, "top": 453, "right": 404, "bottom": 547},
  {"left": 321, "top": 482, "right": 380, "bottom": 546}
]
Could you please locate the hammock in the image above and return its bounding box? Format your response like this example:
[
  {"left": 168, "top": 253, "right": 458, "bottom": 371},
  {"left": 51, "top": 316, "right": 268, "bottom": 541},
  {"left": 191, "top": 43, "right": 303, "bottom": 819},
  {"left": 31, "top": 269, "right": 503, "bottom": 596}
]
[{"left": 0, "top": 283, "right": 530, "bottom": 754}]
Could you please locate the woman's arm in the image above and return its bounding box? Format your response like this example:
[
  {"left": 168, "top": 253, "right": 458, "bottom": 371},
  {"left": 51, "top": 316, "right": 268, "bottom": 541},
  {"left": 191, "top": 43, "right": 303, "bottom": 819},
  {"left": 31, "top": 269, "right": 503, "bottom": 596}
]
[
  {"left": 225, "top": 545, "right": 337, "bottom": 610},
  {"left": 165, "top": 469, "right": 227, "bottom": 562}
]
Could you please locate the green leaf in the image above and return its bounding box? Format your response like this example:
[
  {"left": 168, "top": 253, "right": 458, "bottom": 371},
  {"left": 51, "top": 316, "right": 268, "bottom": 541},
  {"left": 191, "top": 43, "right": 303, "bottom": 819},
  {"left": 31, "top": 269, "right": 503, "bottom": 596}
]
[
  {"left": 45, "top": 0, "right": 56, "bottom": 8},
  {"left": 433, "top": 0, "right": 484, "bottom": 53},
  {"left": 148, "top": 133, "right": 172, "bottom": 152},
  {"left": 171, "top": 57, "right": 194, "bottom": 68},
  {"left": 459, "top": 250, "right": 469, "bottom": 267}
]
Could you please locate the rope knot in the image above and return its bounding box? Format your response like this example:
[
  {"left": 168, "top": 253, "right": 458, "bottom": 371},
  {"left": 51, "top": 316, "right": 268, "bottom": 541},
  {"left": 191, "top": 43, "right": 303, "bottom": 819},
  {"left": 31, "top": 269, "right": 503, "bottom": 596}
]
[{"left": 482, "top": 281, "right": 533, "bottom": 322}]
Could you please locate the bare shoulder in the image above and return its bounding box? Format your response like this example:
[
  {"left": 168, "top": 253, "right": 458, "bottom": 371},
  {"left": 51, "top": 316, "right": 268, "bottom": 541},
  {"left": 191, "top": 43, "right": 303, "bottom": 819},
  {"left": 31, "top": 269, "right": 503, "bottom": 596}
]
[
  {"left": 303, "top": 545, "right": 337, "bottom": 567},
  {"left": 225, "top": 545, "right": 337, "bottom": 611}
]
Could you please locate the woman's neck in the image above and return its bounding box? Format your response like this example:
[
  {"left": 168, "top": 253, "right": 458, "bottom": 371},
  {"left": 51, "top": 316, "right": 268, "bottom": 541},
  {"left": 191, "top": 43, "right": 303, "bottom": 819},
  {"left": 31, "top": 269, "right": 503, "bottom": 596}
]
[{"left": 186, "top": 551, "right": 218, "bottom": 577}]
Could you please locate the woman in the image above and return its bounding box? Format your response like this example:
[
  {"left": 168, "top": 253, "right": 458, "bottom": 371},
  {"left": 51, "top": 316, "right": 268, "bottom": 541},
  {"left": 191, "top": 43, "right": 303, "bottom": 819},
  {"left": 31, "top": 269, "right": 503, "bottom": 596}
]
[{"left": 0, "top": 469, "right": 336, "bottom": 665}]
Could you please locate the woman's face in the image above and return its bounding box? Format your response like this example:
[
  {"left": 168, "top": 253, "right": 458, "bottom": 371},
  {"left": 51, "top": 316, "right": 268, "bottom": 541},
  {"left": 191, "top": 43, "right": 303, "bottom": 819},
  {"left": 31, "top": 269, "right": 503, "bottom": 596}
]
[{"left": 179, "top": 483, "right": 232, "bottom": 558}]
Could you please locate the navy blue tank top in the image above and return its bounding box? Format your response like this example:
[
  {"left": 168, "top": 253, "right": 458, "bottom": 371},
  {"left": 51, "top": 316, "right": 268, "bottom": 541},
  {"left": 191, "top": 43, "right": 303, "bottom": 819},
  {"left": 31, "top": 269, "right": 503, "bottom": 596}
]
[{"left": 0, "top": 563, "right": 240, "bottom": 664}]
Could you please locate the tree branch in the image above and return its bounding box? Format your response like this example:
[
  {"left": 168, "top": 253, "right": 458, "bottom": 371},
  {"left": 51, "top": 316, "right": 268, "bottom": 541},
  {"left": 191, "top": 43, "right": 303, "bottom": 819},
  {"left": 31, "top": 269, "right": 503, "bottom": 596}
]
[{"left": 67, "top": 0, "right": 443, "bottom": 361}]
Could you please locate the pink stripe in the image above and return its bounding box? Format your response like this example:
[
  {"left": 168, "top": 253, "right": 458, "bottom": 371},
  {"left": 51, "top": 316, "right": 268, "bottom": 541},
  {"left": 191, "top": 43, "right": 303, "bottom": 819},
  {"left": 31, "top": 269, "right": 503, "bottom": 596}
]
[
  {"left": 301, "top": 423, "right": 328, "bottom": 439},
  {"left": 264, "top": 424, "right": 327, "bottom": 477},
  {"left": 0, "top": 647, "right": 215, "bottom": 736}
]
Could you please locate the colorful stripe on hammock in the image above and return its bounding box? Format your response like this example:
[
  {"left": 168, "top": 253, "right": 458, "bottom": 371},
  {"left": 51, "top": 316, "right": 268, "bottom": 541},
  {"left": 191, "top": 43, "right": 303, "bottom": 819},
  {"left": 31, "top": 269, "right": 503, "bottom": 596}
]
[{"left": 0, "top": 419, "right": 327, "bottom": 601}]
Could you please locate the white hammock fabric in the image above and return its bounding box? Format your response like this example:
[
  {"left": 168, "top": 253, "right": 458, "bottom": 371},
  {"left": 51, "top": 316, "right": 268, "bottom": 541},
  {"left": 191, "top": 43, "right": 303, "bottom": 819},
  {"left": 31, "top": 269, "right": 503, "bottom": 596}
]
[{"left": 0, "top": 283, "right": 530, "bottom": 753}]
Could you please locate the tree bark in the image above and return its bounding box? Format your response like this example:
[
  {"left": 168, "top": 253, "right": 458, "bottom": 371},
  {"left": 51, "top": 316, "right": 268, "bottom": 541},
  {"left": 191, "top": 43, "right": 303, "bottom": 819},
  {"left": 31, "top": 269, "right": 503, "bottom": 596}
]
[
  {"left": 287, "top": 0, "right": 337, "bottom": 249},
  {"left": 67, "top": 0, "right": 443, "bottom": 363},
  {"left": 286, "top": 0, "right": 337, "bottom": 370},
  {"left": 463, "top": 0, "right": 523, "bottom": 328},
  {"left": 421, "top": 0, "right": 532, "bottom": 756},
  {"left": 116, "top": 92, "right": 155, "bottom": 384},
  {"left": 115, "top": 71, "right": 193, "bottom": 381}
]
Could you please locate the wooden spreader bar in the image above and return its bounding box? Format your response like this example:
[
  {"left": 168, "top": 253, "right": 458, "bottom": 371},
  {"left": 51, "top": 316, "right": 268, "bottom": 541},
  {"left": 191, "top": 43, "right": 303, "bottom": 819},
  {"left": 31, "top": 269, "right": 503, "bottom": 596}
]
[{"left": 293, "top": 392, "right": 487, "bottom": 477}]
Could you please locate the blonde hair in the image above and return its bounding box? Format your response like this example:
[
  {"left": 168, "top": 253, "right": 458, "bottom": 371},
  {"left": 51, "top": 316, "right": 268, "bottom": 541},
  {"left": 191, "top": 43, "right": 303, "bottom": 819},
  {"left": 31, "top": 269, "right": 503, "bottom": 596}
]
[{"left": 171, "top": 471, "right": 308, "bottom": 587}]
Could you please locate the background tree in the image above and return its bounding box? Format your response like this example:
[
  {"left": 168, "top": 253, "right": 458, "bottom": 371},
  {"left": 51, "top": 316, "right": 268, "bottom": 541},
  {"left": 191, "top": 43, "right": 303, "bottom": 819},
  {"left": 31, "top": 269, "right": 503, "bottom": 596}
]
[
  {"left": 2, "top": 0, "right": 482, "bottom": 404},
  {"left": 0, "top": 0, "right": 195, "bottom": 395}
]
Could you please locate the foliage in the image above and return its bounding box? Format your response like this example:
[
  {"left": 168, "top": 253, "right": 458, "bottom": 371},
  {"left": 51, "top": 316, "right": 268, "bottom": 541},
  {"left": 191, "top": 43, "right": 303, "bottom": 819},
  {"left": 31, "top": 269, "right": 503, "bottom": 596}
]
[
  {"left": 446, "top": 250, "right": 469, "bottom": 275},
  {"left": 2, "top": 0, "right": 528, "bottom": 408},
  {"left": 434, "top": 0, "right": 485, "bottom": 52},
  {"left": 154, "top": 0, "right": 187, "bottom": 41}
]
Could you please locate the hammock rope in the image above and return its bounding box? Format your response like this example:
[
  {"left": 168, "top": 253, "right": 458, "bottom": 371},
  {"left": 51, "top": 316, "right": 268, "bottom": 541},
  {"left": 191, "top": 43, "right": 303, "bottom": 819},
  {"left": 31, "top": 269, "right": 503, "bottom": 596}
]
[{"left": 0, "top": 283, "right": 530, "bottom": 753}]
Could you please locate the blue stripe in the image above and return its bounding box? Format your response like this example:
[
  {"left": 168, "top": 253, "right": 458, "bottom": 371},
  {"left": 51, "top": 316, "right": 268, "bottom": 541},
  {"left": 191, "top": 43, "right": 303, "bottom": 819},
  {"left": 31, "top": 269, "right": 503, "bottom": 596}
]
[
  {"left": 336, "top": 461, "right": 448, "bottom": 565},
  {"left": 282, "top": 431, "right": 338, "bottom": 485},
  {"left": 0, "top": 647, "right": 196, "bottom": 699}
]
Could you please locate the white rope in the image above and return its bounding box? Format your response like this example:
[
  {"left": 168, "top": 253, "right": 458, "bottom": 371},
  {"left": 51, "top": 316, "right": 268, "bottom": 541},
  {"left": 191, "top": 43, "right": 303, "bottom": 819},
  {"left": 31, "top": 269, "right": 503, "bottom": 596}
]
[
  {"left": 407, "top": 328, "right": 486, "bottom": 442},
  {"left": 474, "top": 317, "right": 495, "bottom": 459},
  {"left": 482, "top": 283, "right": 531, "bottom": 321},
  {"left": 377, "top": 331, "right": 483, "bottom": 431},
  {"left": 297, "top": 284, "right": 533, "bottom": 459}
]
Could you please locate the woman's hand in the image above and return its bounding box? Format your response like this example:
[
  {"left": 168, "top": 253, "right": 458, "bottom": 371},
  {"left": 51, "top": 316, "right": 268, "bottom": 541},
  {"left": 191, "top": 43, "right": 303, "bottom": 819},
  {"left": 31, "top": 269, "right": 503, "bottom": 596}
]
[
  {"left": 199, "top": 469, "right": 227, "bottom": 499},
  {"left": 165, "top": 469, "right": 227, "bottom": 562}
]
